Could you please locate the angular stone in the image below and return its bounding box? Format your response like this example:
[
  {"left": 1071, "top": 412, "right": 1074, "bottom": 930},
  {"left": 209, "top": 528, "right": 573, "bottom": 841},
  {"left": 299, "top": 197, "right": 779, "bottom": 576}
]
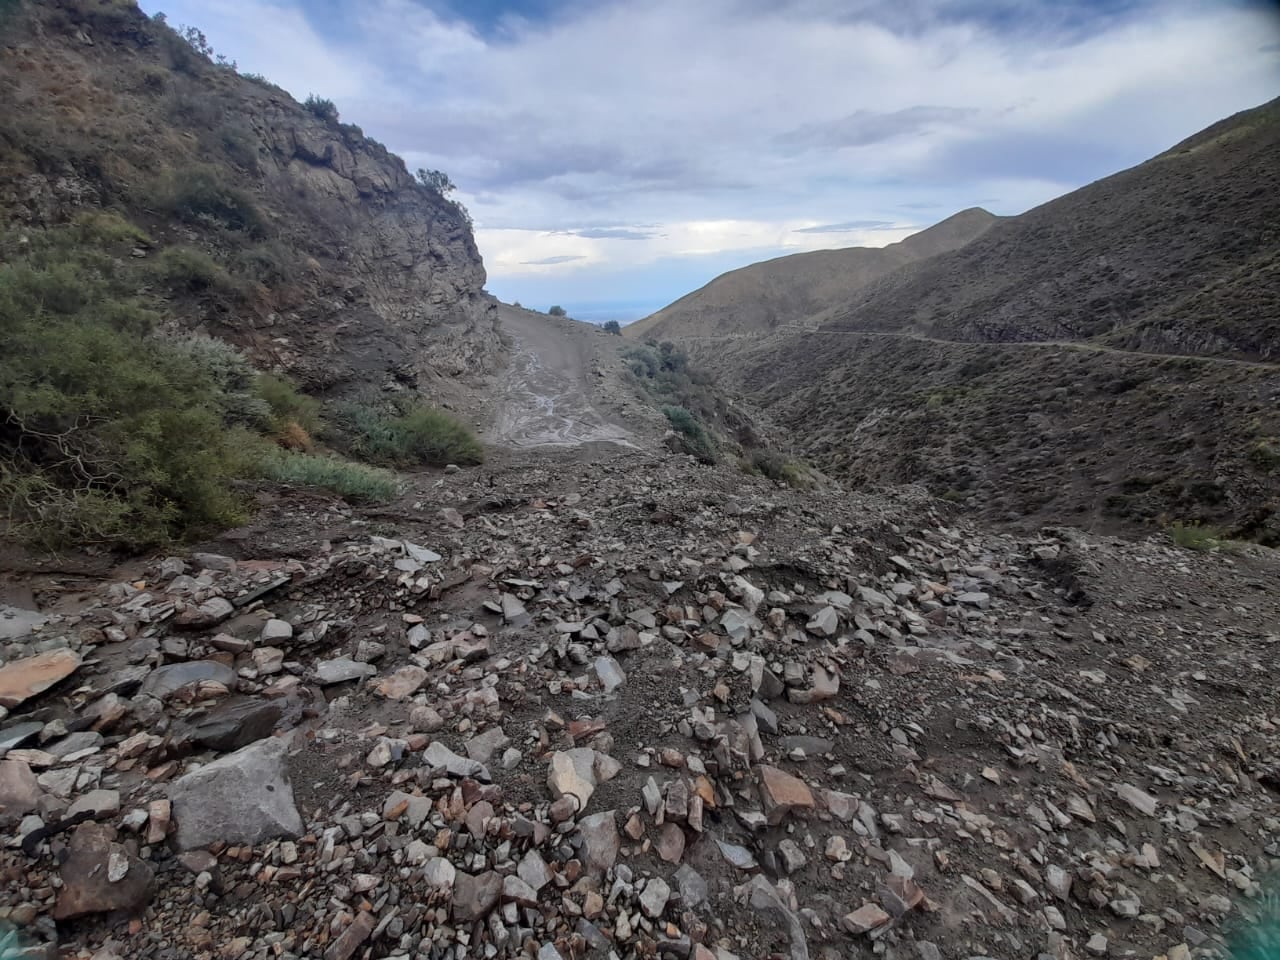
[
  {"left": 423, "top": 856, "right": 456, "bottom": 889},
  {"left": 67, "top": 789, "right": 120, "bottom": 819},
  {"left": 168, "top": 735, "right": 302, "bottom": 850},
  {"left": 423, "top": 742, "right": 490, "bottom": 780},
  {"left": 593, "top": 656, "right": 626, "bottom": 693},
  {"left": 519, "top": 850, "right": 552, "bottom": 891},
  {"left": 260, "top": 619, "right": 293, "bottom": 643},
  {"left": 842, "top": 903, "right": 891, "bottom": 934},
  {"left": 324, "top": 910, "right": 375, "bottom": 960},
  {"left": 465, "top": 726, "right": 510, "bottom": 764},
  {"left": 180, "top": 696, "right": 284, "bottom": 753},
  {"left": 715, "top": 837, "right": 758, "bottom": 870},
  {"left": 251, "top": 647, "right": 285, "bottom": 675},
  {"left": 758, "top": 765, "right": 815, "bottom": 825},
  {"left": 0, "top": 758, "right": 42, "bottom": 823},
  {"left": 578, "top": 810, "right": 619, "bottom": 873},
  {"left": 674, "top": 864, "right": 707, "bottom": 907},
  {"left": 640, "top": 877, "right": 670, "bottom": 918},
  {"left": 314, "top": 658, "right": 377, "bottom": 686},
  {"left": 1115, "top": 782, "right": 1158, "bottom": 817},
  {"left": 53, "top": 823, "right": 155, "bottom": 919},
  {"left": 503, "top": 874, "right": 540, "bottom": 906},
  {"left": 452, "top": 870, "right": 502, "bottom": 923},
  {"left": 0, "top": 649, "right": 81, "bottom": 709},
  {"left": 547, "top": 749, "right": 595, "bottom": 811},
  {"left": 372, "top": 665, "right": 428, "bottom": 700},
  {"left": 805, "top": 607, "right": 839, "bottom": 637},
  {"left": 140, "top": 661, "right": 236, "bottom": 700},
  {"left": 657, "top": 822, "right": 686, "bottom": 863}
]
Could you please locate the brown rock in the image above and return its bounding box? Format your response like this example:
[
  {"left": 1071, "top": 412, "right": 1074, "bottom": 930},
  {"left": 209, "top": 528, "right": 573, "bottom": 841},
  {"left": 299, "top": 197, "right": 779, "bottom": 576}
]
[
  {"left": 0, "top": 758, "right": 42, "bottom": 823},
  {"left": 0, "top": 648, "right": 81, "bottom": 709},
  {"left": 842, "top": 902, "right": 892, "bottom": 934},
  {"left": 147, "top": 799, "right": 171, "bottom": 844},
  {"left": 53, "top": 823, "right": 155, "bottom": 919},
  {"left": 657, "top": 822, "right": 686, "bottom": 863},
  {"left": 758, "top": 765, "right": 815, "bottom": 825},
  {"left": 373, "top": 665, "right": 428, "bottom": 700},
  {"left": 324, "top": 909, "right": 375, "bottom": 960},
  {"left": 452, "top": 871, "right": 502, "bottom": 923}
]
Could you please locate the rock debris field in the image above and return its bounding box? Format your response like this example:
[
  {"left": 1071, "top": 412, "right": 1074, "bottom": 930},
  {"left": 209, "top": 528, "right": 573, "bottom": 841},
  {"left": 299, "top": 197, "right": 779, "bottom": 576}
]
[{"left": 1, "top": 449, "right": 1278, "bottom": 960}]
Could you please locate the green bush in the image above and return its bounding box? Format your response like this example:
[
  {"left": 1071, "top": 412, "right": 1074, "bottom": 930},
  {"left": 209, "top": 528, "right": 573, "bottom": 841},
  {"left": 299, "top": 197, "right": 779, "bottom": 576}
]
[
  {"left": 663, "top": 405, "right": 717, "bottom": 463},
  {"left": 153, "top": 246, "right": 243, "bottom": 298},
  {"left": 157, "top": 167, "right": 265, "bottom": 236},
  {"left": 603, "top": 320, "right": 622, "bottom": 335},
  {"left": 304, "top": 95, "right": 339, "bottom": 123},
  {"left": 548, "top": 305, "right": 567, "bottom": 317},
  {"left": 255, "top": 450, "right": 398, "bottom": 502},
  {"left": 334, "top": 401, "right": 483, "bottom": 467},
  {"left": 254, "top": 373, "right": 322, "bottom": 435},
  {"left": 233, "top": 241, "right": 296, "bottom": 287},
  {"left": 1167, "top": 520, "right": 1223, "bottom": 551},
  {"left": 1, "top": 259, "right": 248, "bottom": 547}
]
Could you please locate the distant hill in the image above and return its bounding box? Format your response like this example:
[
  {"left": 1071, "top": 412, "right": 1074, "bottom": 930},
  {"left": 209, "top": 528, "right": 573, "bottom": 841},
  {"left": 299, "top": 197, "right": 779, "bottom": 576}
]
[
  {"left": 624, "top": 207, "right": 1000, "bottom": 342},
  {"left": 684, "top": 99, "right": 1280, "bottom": 543},
  {"left": 821, "top": 100, "right": 1280, "bottom": 361}
]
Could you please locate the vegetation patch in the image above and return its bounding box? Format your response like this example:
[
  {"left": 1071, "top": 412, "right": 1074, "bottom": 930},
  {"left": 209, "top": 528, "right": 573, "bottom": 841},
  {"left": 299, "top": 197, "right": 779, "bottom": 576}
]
[
  {"left": 255, "top": 449, "right": 399, "bottom": 502},
  {"left": 1166, "top": 520, "right": 1224, "bottom": 551},
  {"left": 332, "top": 400, "right": 483, "bottom": 468}
]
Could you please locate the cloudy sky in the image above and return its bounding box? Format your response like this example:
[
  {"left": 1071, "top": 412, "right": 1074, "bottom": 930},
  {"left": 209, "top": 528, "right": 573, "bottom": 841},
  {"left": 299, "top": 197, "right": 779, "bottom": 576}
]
[{"left": 140, "top": 0, "right": 1280, "bottom": 322}]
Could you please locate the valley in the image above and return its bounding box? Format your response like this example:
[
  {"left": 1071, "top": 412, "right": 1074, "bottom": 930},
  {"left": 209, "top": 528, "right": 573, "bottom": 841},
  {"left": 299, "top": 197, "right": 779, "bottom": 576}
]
[{"left": 0, "top": 4, "right": 1277, "bottom": 960}]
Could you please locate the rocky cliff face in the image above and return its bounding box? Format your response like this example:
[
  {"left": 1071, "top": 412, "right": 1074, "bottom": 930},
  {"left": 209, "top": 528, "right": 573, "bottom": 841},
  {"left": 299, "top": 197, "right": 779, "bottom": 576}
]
[{"left": 0, "top": 0, "right": 500, "bottom": 399}]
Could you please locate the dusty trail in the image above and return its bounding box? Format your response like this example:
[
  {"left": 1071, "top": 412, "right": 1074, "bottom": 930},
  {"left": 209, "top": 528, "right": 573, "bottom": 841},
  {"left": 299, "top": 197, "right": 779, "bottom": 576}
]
[{"left": 487, "top": 304, "right": 637, "bottom": 450}]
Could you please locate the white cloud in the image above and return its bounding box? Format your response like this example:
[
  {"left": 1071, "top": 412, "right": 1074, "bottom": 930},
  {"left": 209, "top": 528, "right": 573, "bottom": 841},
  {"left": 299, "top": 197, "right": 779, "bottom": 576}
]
[{"left": 139, "top": 0, "right": 1280, "bottom": 309}]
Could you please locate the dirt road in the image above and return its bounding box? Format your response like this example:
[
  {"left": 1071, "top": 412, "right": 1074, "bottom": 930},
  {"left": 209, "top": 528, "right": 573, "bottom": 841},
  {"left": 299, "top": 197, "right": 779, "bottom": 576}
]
[{"left": 487, "top": 304, "right": 636, "bottom": 449}]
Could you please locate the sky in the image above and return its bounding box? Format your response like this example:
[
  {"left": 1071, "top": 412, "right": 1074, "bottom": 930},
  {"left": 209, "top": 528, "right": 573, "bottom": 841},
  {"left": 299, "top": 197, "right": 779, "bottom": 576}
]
[{"left": 139, "top": 0, "right": 1280, "bottom": 323}]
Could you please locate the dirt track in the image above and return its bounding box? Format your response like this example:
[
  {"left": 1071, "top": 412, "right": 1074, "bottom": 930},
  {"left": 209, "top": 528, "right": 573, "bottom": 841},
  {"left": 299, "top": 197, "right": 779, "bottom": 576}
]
[{"left": 487, "top": 305, "right": 637, "bottom": 450}]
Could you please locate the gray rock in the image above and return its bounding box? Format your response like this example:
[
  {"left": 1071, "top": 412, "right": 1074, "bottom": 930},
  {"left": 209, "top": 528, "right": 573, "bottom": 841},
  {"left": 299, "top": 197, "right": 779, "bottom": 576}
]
[
  {"left": 715, "top": 837, "right": 758, "bottom": 870},
  {"left": 1115, "top": 782, "right": 1159, "bottom": 817},
  {"left": 577, "top": 810, "right": 620, "bottom": 873},
  {"left": 47, "top": 731, "right": 103, "bottom": 759},
  {"left": 313, "top": 658, "right": 377, "bottom": 686},
  {"left": 423, "top": 741, "right": 491, "bottom": 780},
  {"left": 260, "top": 619, "right": 293, "bottom": 643},
  {"left": 745, "top": 875, "right": 810, "bottom": 960},
  {"left": 0, "top": 721, "right": 44, "bottom": 752},
  {"left": 66, "top": 789, "right": 120, "bottom": 819},
  {"left": 452, "top": 870, "right": 502, "bottom": 922},
  {"left": 180, "top": 697, "right": 284, "bottom": 753},
  {"left": 168, "top": 735, "right": 303, "bottom": 850},
  {"left": 639, "top": 877, "right": 671, "bottom": 918},
  {"left": 805, "top": 606, "right": 839, "bottom": 637},
  {"left": 674, "top": 864, "right": 707, "bottom": 907},
  {"left": 465, "top": 726, "right": 510, "bottom": 764},
  {"left": 519, "top": 850, "right": 552, "bottom": 891},
  {"left": 0, "top": 758, "right": 42, "bottom": 823},
  {"left": 593, "top": 656, "right": 626, "bottom": 693},
  {"left": 422, "top": 857, "right": 456, "bottom": 889},
  {"left": 140, "top": 661, "right": 236, "bottom": 700}
]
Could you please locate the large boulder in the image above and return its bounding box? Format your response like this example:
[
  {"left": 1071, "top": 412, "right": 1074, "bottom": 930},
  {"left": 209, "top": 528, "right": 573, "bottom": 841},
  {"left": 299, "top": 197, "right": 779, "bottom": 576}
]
[{"left": 168, "top": 735, "right": 303, "bottom": 851}]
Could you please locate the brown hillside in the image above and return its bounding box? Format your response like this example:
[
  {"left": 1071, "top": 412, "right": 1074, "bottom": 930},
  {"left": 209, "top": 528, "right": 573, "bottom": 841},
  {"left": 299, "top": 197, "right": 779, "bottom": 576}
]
[
  {"left": 624, "top": 207, "right": 1000, "bottom": 341},
  {"left": 685, "top": 101, "right": 1280, "bottom": 541},
  {"left": 823, "top": 99, "right": 1280, "bottom": 361},
  {"left": 0, "top": 0, "right": 499, "bottom": 396}
]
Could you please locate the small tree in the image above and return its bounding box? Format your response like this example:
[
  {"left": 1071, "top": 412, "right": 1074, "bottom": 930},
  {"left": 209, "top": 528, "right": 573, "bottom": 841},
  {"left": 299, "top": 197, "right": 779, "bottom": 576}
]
[
  {"left": 603, "top": 320, "right": 622, "bottom": 335},
  {"left": 548, "top": 305, "right": 567, "bottom": 317},
  {"left": 304, "top": 95, "right": 339, "bottom": 123},
  {"left": 416, "top": 169, "right": 456, "bottom": 195}
]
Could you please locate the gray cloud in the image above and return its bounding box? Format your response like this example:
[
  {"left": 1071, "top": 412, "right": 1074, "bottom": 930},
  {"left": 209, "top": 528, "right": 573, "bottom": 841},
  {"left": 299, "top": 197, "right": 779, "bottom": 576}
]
[
  {"left": 776, "top": 106, "right": 979, "bottom": 151},
  {"left": 559, "top": 227, "right": 662, "bottom": 240},
  {"left": 521, "top": 254, "right": 587, "bottom": 265},
  {"left": 792, "top": 219, "right": 896, "bottom": 233}
]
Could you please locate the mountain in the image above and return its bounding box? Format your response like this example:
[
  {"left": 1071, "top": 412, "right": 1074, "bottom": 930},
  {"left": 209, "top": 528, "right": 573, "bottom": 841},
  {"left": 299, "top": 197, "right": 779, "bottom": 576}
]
[
  {"left": 623, "top": 207, "right": 1000, "bottom": 342},
  {"left": 0, "top": 0, "right": 499, "bottom": 397},
  {"left": 684, "top": 99, "right": 1280, "bottom": 543}
]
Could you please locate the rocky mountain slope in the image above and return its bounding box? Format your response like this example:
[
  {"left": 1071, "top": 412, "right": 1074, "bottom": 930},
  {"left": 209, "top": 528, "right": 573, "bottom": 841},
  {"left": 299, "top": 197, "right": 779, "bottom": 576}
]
[
  {"left": 0, "top": 0, "right": 499, "bottom": 398},
  {"left": 674, "top": 101, "right": 1280, "bottom": 542},
  {"left": 1, "top": 445, "right": 1277, "bottom": 960},
  {"left": 624, "top": 208, "right": 999, "bottom": 342}
]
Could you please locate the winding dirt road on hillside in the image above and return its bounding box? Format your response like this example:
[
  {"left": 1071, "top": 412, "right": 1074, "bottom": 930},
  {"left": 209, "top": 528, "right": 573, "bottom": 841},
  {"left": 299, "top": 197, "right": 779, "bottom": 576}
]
[{"left": 487, "top": 304, "right": 637, "bottom": 449}]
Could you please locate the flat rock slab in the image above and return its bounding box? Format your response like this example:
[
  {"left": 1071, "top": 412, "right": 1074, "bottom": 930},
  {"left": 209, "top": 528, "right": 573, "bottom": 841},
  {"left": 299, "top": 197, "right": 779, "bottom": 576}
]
[
  {"left": 140, "top": 661, "right": 236, "bottom": 701},
  {"left": 0, "top": 649, "right": 81, "bottom": 709},
  {"left": 179, "top": 697, "right": 285, "bottom": 753},
  {"left": 168, "top": 735, "right": 303, "bottom": 851},
  {"left": 53, "top": 822, "right": 155, "bottom": 919},
  {"left": 0, "top": 758, "right": 42, "bottom": 824}
]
